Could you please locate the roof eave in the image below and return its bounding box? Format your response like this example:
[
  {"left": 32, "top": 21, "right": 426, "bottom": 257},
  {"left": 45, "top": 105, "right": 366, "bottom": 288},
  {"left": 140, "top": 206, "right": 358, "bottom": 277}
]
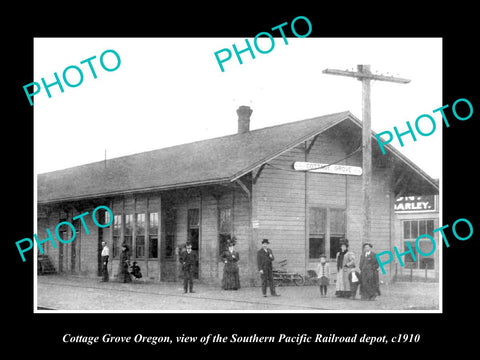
[
  {"left": 229, "top": 111, "right": 353, "bottom": 182},
  {"left": 347, "top": 115, "right": 439, "bottom": 193},
  {"left": 37, "top": 177, "right": 232, "bottom": 206}
]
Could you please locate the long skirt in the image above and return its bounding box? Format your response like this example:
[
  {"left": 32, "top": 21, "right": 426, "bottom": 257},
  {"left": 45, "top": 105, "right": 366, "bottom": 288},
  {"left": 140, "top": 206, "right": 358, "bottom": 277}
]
[
  {"left": 360, "top": 269, "right": 378, "bottom": 299},
  {"left": 222, "top": 262, "right": 240, "bottom": 290},
  {"left": 335, "top": 268, "right": 351, "bottom": 297},
  {"left": 118, "top": 262, "right": 131, "bottom": 283}
]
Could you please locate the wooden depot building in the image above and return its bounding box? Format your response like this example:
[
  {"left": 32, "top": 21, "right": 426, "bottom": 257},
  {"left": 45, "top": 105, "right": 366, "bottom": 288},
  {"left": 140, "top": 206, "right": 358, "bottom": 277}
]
[{"left": 37, "top": 106, "right": 439, "bottom": 285}]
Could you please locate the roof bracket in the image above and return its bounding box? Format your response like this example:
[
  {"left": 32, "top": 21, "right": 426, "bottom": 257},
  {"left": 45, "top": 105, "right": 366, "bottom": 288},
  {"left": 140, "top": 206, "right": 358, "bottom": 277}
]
[
  {"left": 235, "top": 178, "right": 251, "bottom": 200},
  {"left": 252, "top": 164, "right": 266, "bottom": 185},
  {"left": 306, "top": 135, "right": 319, "bottom": 155}
]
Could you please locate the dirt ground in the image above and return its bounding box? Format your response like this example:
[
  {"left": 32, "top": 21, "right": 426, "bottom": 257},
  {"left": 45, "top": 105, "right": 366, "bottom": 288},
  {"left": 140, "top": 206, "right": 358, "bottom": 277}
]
[{"left": 36, "top": 274, "right": 440, "bottom": 312}]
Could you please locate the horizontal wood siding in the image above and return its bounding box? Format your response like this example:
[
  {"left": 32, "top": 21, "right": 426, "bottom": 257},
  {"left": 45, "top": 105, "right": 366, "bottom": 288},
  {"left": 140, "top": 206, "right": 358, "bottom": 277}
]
[
  {"left": 253, "top": 129, "right": 396, "bottom": 281},
  {"left": 254, "top": 145, "right": 306, "bottom": 275},
  {"left": 200, "top": 191, "right": 219, "bottom": 282}
]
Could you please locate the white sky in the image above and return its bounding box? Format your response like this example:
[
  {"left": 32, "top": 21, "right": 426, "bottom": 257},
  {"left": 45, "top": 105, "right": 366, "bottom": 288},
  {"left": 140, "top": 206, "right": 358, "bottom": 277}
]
[{"left": 34, "top": 38, "right": 442, "bottom": 179}]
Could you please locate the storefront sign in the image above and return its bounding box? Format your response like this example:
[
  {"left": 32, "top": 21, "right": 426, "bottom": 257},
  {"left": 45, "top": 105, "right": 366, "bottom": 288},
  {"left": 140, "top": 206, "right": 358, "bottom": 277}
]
[
  {"left": 394, "top": 195, "right": 436, "bottom": 212},
  {"left": 293, "top": 161, "right": 362, "bottom": 176}
]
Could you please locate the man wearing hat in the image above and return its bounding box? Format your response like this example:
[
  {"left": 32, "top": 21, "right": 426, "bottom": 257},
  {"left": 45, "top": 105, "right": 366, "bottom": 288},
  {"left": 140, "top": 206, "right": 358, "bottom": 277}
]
[
  {"left": 359, "top": 243, "right": 380, "bottom": 300},
  {"left": 257, "top": 239, "right": 279, "bottom": 297},
  {"left": 180, "top": 242, "right": 197, "bottom": 293}
]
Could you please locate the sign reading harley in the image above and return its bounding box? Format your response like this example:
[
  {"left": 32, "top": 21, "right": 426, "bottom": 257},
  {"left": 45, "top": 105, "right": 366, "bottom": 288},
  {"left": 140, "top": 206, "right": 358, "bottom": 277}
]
[{"left": 394, "top": 195, "right": 436, "bottom": 212}]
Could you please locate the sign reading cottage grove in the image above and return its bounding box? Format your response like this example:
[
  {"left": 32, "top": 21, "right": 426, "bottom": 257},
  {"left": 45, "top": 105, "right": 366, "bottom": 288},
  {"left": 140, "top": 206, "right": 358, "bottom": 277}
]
[{"left": 293, "top": 162, "right": 362, "bottom": 176}]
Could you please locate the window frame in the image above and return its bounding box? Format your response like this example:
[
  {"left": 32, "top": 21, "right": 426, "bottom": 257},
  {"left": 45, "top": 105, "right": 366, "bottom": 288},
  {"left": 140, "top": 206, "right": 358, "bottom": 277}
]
[
  {"left": 135, "top": 213, "right": 146, "bottom": 259},
  {"left": 402, "top": 219, "right": 436, "bottom": 269},
  {"left": 112, "top": 214, "right": 122, "bottom": 259},
  {"left": 308, "top": 206, "right": 346, "bottom": 261},
  {"left": 218, "top": 207, "right": 232, "bottom": 256}
]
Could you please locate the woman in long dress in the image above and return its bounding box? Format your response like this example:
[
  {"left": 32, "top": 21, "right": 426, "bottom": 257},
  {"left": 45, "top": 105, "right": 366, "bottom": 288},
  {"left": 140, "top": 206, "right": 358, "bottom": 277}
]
[
  {"left": 118, "top": 244, "right": 132, "bottom": 283},
  {"left": 221, "top": 240, "right": 240, "bottom": 290},
  {"left": 335, "top": 239, "right": 355, "bottom": 298}
]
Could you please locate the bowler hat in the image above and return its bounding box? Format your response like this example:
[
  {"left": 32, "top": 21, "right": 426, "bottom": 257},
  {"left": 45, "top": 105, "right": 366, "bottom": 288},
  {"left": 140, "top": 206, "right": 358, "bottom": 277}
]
[
  {"left": 261, "top": 239, "right": 270, "bottom": 244},
  {"left": 362, "top": 242, "right": 373, "bottom": 248}
]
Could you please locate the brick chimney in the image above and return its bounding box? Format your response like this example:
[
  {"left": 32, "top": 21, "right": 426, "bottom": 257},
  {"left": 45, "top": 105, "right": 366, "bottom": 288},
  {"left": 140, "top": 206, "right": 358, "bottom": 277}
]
[{"left": 237, "top": 105, "right": 253, "bottom": 134}]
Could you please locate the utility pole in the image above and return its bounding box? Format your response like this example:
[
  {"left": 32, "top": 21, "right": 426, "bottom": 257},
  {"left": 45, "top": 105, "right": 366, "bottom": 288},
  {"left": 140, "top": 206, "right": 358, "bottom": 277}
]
[{"left": 322, "top": 65, "right": 410, "bottom": 248}]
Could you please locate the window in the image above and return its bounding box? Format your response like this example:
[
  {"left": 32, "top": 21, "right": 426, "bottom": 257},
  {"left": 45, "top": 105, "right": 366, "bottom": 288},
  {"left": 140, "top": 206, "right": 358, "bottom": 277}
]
[
  {"left": 309, "top": 208, "right": 325, "bottom": 259},
  {"left": 188, "top": 208, "right": 200, "bottom": 251},
  {"left": 329, "top": 209, "right": 345, "bottom": 259},
  {"left": 149, "top": 212, "right": 159, "bottom": 258},
  {"left": 105, "top": 210, "right": 111, "bottom": 227},
  {"left": 309, "top": 207, "right": 345, "bottom": 260},
  {"left": 94, "top": 207, "right": 110, "bottom": 227},
  {"left": 56, "top": 220, "right": 71, "bottom": 243},
  {"left": 218, "top": 207, "right": 232, "bottom": 255},
  {"left": 112, "top": 215, "right": 122, "bottom": 258},
  {"left": 164, "top": 209, "right": 176, "bottom": 259},
  {"left": 402, "top": 219, "right": 436, "bottom": 269},
  {"left": 124, "top": 214, "right": 133, "bottom": 250},
  {"left": 188, "top": 208, "right": 200, "bottom": 228},
  {"left": 135, "top": 213, "right": 145, "bottom": 258}
]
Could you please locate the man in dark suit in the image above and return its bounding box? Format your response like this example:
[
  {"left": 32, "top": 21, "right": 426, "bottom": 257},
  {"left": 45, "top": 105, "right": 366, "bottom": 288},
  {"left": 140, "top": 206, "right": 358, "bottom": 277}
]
[
  {"left": 257, "top": 239, "right": 279, "bottom": 297},
  {"left": 180, "top": 242, "right": 197, "bottom": 293},
  {"left": 359, "top": 242, "right": 380, "bottom": 300}
]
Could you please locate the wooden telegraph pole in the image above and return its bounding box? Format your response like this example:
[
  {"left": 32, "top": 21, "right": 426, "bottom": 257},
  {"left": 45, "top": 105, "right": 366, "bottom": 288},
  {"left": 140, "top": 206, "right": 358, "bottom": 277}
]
[{"left": 322, "top": 65, "right": 410, "bottom": 248}]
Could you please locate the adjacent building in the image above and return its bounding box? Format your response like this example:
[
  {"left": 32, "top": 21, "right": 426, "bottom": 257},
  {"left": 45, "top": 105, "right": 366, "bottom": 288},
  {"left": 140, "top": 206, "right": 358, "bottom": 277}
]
[{"left": 394, "top": 193, "right": 440, "bottom": 281}]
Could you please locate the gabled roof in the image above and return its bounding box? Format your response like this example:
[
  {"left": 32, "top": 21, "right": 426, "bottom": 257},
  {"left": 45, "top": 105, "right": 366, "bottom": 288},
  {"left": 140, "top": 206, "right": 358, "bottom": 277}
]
[{"left": 37, "top": 111, "right": 439, "bottom": 204}]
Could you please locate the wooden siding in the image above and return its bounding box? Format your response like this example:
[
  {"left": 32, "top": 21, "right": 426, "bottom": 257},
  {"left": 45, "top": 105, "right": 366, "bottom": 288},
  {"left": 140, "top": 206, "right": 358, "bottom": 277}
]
[
  {"left": 253, "top": 128, "right": 397, "bottom": 282},
  {"left": 253, "top": 145, "right": 306, "bottom": 276},
  {"left": 37, "top": 126, "right": 403, "bottom": 284}
]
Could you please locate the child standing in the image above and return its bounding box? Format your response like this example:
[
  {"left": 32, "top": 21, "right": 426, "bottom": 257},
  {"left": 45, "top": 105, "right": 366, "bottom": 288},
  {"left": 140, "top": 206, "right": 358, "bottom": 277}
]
[
  {"left": 316, "top": 254, "right": 330, "bottom": 297},
  {"left": 348, "top": 267, "right": 361, "bottom": 299}
]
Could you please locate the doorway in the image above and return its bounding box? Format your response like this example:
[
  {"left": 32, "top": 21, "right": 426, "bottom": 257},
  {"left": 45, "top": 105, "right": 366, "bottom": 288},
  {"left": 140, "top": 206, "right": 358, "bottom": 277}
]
[
  {"left": 187, "top": 208, "right": 200, "bottom": 279},
  {"left": 71, "top": 218, "right": 81, "bottom": 273},
  {"left": 95, "top": 207, "right": 107, "bottom": 276}
]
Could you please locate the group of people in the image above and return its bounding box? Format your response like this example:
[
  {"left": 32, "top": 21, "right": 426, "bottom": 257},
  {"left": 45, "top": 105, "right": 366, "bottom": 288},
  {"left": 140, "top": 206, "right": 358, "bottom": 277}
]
[
  {"left": 100, "top": 242, "right": 143, "bottom": 284},
  {"left": 321, "top": 239, "right": 380, "bottom": 300},
  {"left": 100, "top": 238, "right": 380, "bottom": 301},
  {"left": 180, "top": 238, "right": 242, "bottom": 294}
]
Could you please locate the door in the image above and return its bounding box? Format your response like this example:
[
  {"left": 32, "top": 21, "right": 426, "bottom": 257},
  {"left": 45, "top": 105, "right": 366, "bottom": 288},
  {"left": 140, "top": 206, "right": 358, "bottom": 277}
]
[
  {"left": 97, "top": 226, "right": 104, "bottom": 277},
  {"left": 58, "top": 220, "right": 67, "bottom": 273},
  {"left": 58, "top": 242, "right": 64, "bottom": 273},
  {"left": 187, "top": 209, "right": 200, "bottom": 279},
  {"left": 71, "top": 218, "right": 82, "bottom": 273},
  {"left": 70, "top": 241, "right": 76, "bottom": 272},
  {"left": 95, "top": 207, "right": 107, "bottom": 276}
]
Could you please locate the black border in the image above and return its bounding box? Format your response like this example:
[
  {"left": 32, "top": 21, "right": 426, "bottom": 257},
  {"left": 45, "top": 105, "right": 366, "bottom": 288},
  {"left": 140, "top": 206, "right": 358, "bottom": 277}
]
[{"left": 7, "top": 5, "right": 479, "bottom": 355}]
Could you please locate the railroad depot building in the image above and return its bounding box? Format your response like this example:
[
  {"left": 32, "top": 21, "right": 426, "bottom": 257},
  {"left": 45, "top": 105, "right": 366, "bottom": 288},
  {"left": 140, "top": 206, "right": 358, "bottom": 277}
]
[{"left": 37, "top": 107, "right": 439, "bottom": 285}]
